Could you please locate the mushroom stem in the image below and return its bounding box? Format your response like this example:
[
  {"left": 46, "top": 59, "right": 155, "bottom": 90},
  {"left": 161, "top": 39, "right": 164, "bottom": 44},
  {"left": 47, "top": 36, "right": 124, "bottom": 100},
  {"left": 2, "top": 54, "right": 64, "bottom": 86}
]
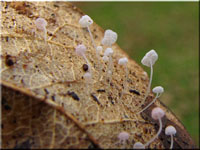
[
  {"left": 107, "top": 54, "right": 113, "bottom": 86},
  {"left": 137, "top": 92, "right": 159, "bottom": 114},
  {"left": 142, "top": 62, "right": 153, "bottom": 104},
  {"left": 170, "top": 134, "right": 174, "bottom": 149},
  {"left": 124, "top": 64, "right": 128, "bottom": 92},
  {"left": 44, "top": 27, "right": 47, "bottom": 42},
  {"left": 87, "top": 26, "right": 96, "bottom": 50},
  {"left": 119, "top": 65, "right": 128, "bottom": 100},
  {"left": 144, "top": 118, "right": 162, "bottom": 147}
]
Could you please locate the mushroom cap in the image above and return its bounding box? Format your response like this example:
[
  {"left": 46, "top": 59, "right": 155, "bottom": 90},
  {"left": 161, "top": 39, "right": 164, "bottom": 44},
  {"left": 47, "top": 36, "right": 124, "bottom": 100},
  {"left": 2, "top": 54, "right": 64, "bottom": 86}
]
[
  {"left": 151, "top": 107, "right": 165, "bottom": 120},
  {"left": 102, "top": 55, "right": 109, "bottom": 62},
  {"left": 96, "top": 46, "right": 103, "bottom": 53},
  {"left": 104, "top": 48, "right": 113, "bottom": 56},
  {"left": 83, "top": 72, "right": 92, "bottom": 81},
  {"left": 118, "top": 57, "right": 128, "bottom": 65},
  {"left": 153, "top": 86, "right": 164, "bottom": 94},
  {"left": 141, "top": 49, "right": 158, "bottom": 67},
  {"left": 35, "top": 18, "right": 47, "bottom": 30},
  {"left": 133, "top": 142, "right": 145, "bottom": 149},
  {"left": 101, "top": 29, "right": 118, "bottom": 46},
  {"left": 118, "top": 131, "right": 130, "bottom": 142},
  {"left": 79, "top": 15, "right": 93, "bottom": 28},
  {"left": 165, "top": 125, "right": 177, "bottom": 135},
  {"left": 75, "top": 44, "right": 87, "bottom": 56}
]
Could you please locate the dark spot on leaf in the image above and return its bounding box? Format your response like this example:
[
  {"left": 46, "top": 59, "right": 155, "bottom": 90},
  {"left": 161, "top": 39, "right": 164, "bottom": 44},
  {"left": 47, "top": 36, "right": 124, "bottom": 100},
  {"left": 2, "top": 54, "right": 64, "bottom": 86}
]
[
  {"left": 67, "top": 91, "right": 79, "bottom": 101},
  {"left": 83, "top": 64, "right": 88, "bottom": 72},
  {"left": 97, "top": 89, "right": 105, "bottom": 93},
  {"left": 91, "top": 93, "right": 101, "bottom": 105},
  {"left": 108, "top": 95, "right": 115, "bottom": 104},
  {"left": 51, "top": 95, "right": 55, "bottom": 101},
  {"left": 6, "top": 36, "right": 9, "bottom": 42},
  {"left": 53, "top": 4, "right": 59, "bottom": 8},
  {"left": 129, "top": 89, "right": 140, "bottom": 95},
  {"left": 108, "top": 95, "right": 113, "bottom": 100},
  {"left": 5, "top": 55, "right": 15, "bottom": 66},
  {"left": 144, "top": 128, "right": 148, "bottom": 134},
  {"left": 44, "top": 88, "right": 49, "bottom": 94},
  {"left": 110, "top": 82, "right": 113, "bottom": 87}
]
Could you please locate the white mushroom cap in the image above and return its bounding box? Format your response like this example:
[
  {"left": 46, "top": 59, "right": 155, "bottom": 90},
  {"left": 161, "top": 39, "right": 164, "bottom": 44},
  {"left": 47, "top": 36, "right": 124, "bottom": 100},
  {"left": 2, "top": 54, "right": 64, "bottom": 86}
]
[
  {"left": 102, "top": 55, "right": 109, "bottom": 62},
  {"left": 101, "top": 29, "right": 118, "bottom": 46},
  {"left": 141, "top": 49, "right": 158, "bottom": 67},
  {"left": 35, "top": 18, "right": 47, "bottom": 30},
  {"left": 151, "top": 107, "right": 165, "bottom": 120},
  {"left": 118, "top": 131, "right": 130, "bottom": 142},
  {"left": 118, "top": 57, "right": 128, "bottom": 66},
  {"left": 104, "top": 48, "right": 113, "bottom": 56},
  {"left": 153, "top": 86, "right": 164, "bottom": 94},
  {"left": 83, "top": 72, "right": 92, "bottom": 81},
  {"left": 96, "top": 46, "right": 103, "bottom": 53},
  {"left": 165, "top": 125, "right": 176, "bottom": 136},
  {"left": 133, "top": 142, "right": 145, "bottom": 149},
  {"left": 75, "top": 44, "right": 87, "bottom": 56},
  {"left": 79, "top": 15, "right": 93, "bottom": 28}
]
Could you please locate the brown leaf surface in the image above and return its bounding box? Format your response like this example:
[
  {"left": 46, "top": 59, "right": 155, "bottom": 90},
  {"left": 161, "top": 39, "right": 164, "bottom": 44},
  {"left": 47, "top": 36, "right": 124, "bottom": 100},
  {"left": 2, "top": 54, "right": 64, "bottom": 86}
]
[{"left": 0, "top": 1, "right": 196, "bottom": 149}]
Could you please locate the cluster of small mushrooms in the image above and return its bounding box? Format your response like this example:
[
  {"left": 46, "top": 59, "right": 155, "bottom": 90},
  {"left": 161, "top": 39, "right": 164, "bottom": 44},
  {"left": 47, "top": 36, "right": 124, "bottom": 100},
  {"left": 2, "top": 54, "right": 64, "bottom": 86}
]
[{"left": 34, "top": 13, "right": 177, "bottom": 149}]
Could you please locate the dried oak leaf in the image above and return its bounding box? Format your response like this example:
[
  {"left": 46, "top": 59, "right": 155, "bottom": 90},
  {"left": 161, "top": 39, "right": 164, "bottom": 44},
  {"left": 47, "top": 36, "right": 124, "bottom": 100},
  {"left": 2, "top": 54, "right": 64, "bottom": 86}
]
[{"left": 0, "top": 1, "right": 196, "bottom": 149}]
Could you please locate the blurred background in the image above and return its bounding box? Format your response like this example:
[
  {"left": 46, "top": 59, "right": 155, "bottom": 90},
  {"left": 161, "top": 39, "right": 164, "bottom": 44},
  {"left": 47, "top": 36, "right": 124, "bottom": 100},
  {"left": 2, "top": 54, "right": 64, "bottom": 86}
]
[{"left": 75, "top": 2, "right": 199, "bottom": 146}]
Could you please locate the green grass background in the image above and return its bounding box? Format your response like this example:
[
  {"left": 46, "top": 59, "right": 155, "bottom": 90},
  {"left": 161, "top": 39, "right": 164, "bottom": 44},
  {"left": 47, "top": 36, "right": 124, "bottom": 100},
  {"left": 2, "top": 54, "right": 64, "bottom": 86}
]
[{"left": 75, "top": 2, "right": 199, "bottom": 146}]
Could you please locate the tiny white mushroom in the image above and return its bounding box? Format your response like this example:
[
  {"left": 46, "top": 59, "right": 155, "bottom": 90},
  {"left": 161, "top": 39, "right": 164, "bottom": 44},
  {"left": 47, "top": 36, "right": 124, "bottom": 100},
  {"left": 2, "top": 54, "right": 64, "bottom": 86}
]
[
  {"left": 35, "top": 18, "right": 47, "bottom": 41},
  {"left": 134, "top": 107, "right": 165, "bottom": 149},
  {"left": 79, "top": 15, "right": 93, "bottom": 27},
  {"left": 118, "top": 57, "right": 129, "bottom": 99},
  {"left": 79, "top": 15, "right": 97, "bottom": 51},
  {"left": 144, "top": 107, "right": 165, "bottom": 147},
  {"left": 102, "top": 55, "right": 109, "bottom": 62},
  {"left": 133, "top": 142, "right": 145, "bottom": 149},
  {"left": 138, "top": 86, "right": 164, "bottom": 114},
  {"left": 165, "top": 125, "right": 176, "bottom": 149},
  {"left": 75, "top": 44, "right": 91, "bottom": 73},
  {"left": 96, "top": 46, "right": 103, "bottom": 54},
  {"left": 102, "top": 29, "right": 118, "bottom": 47},
  {"left": 79, "top": 15, "right": 105, "bottom": 77},
  {"left": 115, "top": 131, "right": 130, "bottom": 148},
  {"left": 141, "top": 49, "right": 158, "bottom": 105},
  {"left": 118, "top": 131, "right": 130, "bottom": 145}
]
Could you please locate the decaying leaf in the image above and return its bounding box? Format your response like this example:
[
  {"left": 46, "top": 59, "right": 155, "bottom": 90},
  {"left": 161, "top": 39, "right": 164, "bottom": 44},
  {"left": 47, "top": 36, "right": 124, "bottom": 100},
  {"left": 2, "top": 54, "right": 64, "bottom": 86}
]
[{"left": 0, "top": 1, "right": 196, "bottom": 149}]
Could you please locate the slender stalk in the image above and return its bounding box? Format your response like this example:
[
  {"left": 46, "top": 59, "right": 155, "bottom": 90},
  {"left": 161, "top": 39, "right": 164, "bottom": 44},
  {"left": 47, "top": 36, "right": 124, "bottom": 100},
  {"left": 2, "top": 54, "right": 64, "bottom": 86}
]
[
  {"left": 124, "top": 65, "right": 128, "bottom": 92},
  {"left": 43, "top": 27, "right": 47, "bottom": 42},
  {"left": 144, "top": 118, "right": 162, "bottom": 147},
  {"left": 87, "top": 26, "right": 96, "bottom": 50},
  {"left": 119, "top": 65, "right": 128, "bottom": 101},
  {"left": 142, "top": 62, "right": 153, "bottom": 104},
  {"left": 107, "top": 54, "right": 113, "bottom": 85},
  {"left": 87, "top": 26, "right": 102, "bottom": 79},
  {"left": 170, "top": 134, "right": 174, "bottom": 149},
  {"left": 137, "top": 93, "right": 159, "bottom": 114}
]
